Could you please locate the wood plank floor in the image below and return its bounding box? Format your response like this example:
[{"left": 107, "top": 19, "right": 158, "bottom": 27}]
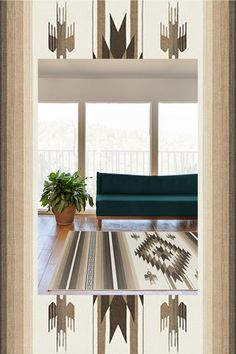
[{"left": 38, "top": 214, "right": 197, "bottom": 294}]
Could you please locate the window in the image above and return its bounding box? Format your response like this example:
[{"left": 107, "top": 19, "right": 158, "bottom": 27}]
[
  {"left": 85, "top": 103, "right": 151, "bottom": 200},
  {"left": 158, "top": 103, "right": 198, "bottom": 175},
  {"left": 38, "top": 103, "right": 78, "bottom": 207},
  {"left": 37, "top": 102, "right": 198, "bottom": 210}
]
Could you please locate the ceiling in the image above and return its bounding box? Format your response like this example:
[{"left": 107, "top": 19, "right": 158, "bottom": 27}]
[{"left": 38, "top": 59, "right": 198, "bottom": 79}]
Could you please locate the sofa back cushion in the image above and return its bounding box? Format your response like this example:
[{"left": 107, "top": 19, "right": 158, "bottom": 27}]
[{"left": 97, "top": 172, "right": 197, "bottom": 195}]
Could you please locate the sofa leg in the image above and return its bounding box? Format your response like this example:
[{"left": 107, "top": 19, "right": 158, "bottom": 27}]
[{"left": 98, "top": 219, "right": 102, "bottom": 229}]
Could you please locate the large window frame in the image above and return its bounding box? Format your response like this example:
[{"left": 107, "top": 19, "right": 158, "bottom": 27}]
[
  {"left": 38, "top": 100, "right": 153, "bottom": 213},
  {"left": 38, "top": 99, "right": 198, "bottom": 212}
]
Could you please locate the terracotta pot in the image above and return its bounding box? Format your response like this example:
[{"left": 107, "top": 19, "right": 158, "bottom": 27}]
[{"left": 53, "top": 205, "right": 76, "bottom": 225}]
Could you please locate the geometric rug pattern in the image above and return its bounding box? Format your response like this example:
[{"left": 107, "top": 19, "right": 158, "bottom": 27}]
[
  {"left": 135, "top": 233, "right": 193, "bottom": 289},
  {"left": 49, "top": 231, "right": 197, "bottom": 292}
]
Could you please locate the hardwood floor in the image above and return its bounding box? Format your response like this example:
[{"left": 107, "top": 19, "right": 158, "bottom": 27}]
[{"left": 38, "top": 214, "right": 197, "bottom": 294}]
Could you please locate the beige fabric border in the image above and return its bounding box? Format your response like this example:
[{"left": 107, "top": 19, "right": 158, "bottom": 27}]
[
  {"left": 203, "top": 1, "right": 235, "bottom": 354},
  {"left": 0, "top": 1, "right": 33, "bottom": 354}
]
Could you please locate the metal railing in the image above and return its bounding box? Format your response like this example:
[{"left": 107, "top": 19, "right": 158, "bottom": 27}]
[
  {"left": 158, "top": 150, "right": 198, "bottom": 175},
  {"left": 38, "top": 149, "right": 198, "bottom": 205},
  {"left": 86, "top": 150, "right": 150, "bottom": 176}
]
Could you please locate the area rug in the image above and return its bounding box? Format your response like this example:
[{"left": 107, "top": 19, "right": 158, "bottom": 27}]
[{"left": 49, "top": 231, "right": 198, "bottom": 291}]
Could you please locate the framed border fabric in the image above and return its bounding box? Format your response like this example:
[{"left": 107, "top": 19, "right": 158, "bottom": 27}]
[
  {"left": 0, "top": 1, "right": 33, "bottom": 353},
  {"left": 203, "top": 1, "right": 236, "bottom": 354},
  {"left": 0, "top": 1, "right": 236, "bottom": 354}
]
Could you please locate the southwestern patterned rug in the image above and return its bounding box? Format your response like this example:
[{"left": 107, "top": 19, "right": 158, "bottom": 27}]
[{"left": 49, "top": 230, "right": 198, "bottom": 291}]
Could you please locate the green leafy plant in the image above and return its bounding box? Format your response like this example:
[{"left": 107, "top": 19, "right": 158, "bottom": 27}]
[{"left": 40, "top": 170, "right": 94, "bottom": 213}]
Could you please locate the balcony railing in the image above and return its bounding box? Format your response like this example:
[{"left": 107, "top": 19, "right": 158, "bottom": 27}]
[
  {"left": 158, "top": 150, "right": 198, "bottom": 175},
  {"left": 38, "top": 149, "right": 198, "bottom": 205},
  {"left": 86, "top": 150, "right": 150, "bottom": 176}
]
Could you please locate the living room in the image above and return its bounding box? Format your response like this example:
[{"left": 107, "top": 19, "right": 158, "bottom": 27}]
[{"left": 38, "top": 59, "right": 198, "bottom": 294}]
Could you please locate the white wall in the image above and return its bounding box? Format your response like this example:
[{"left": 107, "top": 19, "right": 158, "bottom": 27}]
[
  {"left": 38, "top": 76, "right": 197, "bottom": 176},
  {"left": 39, "top": 77, "right": 197, "bottom": 102}
]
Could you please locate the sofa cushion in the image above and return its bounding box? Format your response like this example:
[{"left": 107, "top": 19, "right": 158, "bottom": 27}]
[
  {"left": 97, "top": 172, "right": 197, "bottom": 195},
  {"left": 96, "top": 194, "right": 197, "bottom": 217}
]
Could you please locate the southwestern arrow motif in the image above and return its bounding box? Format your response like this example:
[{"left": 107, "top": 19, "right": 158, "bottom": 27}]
[
  {"left": 94, "top": 0, "right": 143, "bottom": 59},
  {"left": 131, "top": 232, "right": 140, "bottom": 241},
  {"left": 160, "top": 295, "right": 187, "bottom": 352},
  {"left": 144, "top": 270, "right": 158, "bottom": 285},
  {"left": 94, "top": 295, "right": 143, "bottom": 353},
  {"left": 160, "top": 2, "right": 187, "bottom": 58},
  {"left": 48, "top": 296, "right": 75, "bottom": 352},
  {"left": 48, "top": 2, "right": 75, "bottom": 59}
]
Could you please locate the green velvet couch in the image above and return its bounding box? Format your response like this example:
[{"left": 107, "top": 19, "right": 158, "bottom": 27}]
[{"left": 96, "top": 172, "right": 198, "bottom": 227}]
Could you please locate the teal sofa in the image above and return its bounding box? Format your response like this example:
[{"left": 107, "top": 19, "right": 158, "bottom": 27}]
[{"left": 96, "top": 172, "right": 198, "bottom": 227}]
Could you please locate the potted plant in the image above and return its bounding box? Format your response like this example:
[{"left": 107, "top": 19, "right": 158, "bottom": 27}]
[{"left": 40, "top": 170, "right": 94, "bottom": 225}]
